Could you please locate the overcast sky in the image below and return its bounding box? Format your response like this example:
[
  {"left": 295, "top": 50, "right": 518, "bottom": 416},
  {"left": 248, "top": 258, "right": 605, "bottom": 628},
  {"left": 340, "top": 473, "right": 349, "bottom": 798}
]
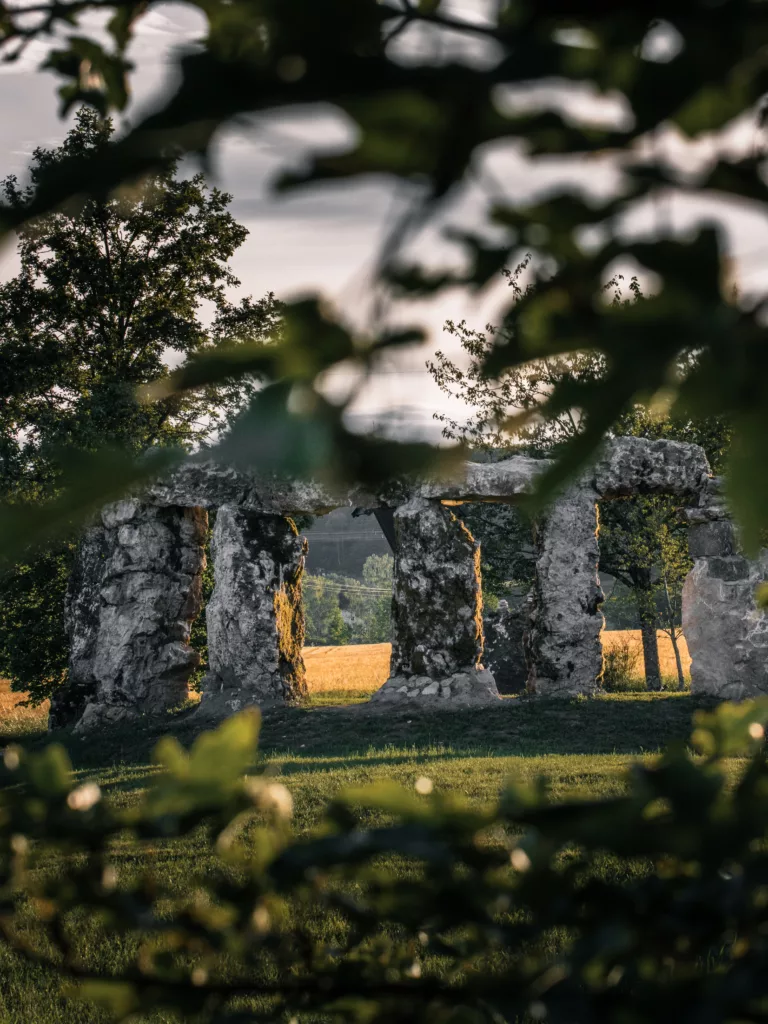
[{"left": 4, "top": 2, "right": 768, "bottom": 441}]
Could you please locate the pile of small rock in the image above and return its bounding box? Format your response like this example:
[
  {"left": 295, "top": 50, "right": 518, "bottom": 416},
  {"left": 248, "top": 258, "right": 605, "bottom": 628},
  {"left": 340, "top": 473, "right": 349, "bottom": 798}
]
[{"left": 370, "top": 667, "right": 500, "bottom": 705}]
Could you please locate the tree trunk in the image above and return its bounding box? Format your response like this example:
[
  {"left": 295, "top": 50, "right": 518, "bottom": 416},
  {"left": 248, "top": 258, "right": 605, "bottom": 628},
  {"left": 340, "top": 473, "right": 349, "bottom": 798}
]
[
  {"left": 660, "top": 577, "right": 686, "bottom": 691},
  {"left": 670, "top": 630, "right": 686, "bottom": 690},
  {"left": 633, "top": 569, "right": 662, "bottom": 691}
]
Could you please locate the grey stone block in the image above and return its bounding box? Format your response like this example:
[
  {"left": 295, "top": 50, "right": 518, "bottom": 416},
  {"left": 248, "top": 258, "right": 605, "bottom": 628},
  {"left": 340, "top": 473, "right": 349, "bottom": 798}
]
[
  {"left": 526, "top": 487, "right": 603, "bottom": 697},
  {"left": 63, "top": 501, "right": 207, "bottom": 734},
  {"left": 688, "top": 521, "right": 737, "bottom": 558},
  {"left": 198, "top": 507, "right": 307, "bottom": 720}
]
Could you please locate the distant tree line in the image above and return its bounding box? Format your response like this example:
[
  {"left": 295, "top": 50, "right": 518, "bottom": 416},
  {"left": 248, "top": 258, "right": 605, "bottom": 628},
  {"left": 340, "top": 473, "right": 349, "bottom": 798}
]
[{"left": 303, "top": 554, "right": 393, "bottom": 646}]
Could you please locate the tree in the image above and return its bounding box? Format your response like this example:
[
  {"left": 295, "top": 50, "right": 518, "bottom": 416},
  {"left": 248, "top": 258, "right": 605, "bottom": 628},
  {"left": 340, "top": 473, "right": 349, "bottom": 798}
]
[
  {"left": 303, "top": 557, "right": 393, "bottom": 646},
  {"left": 0, "top": 109, "right": 282, "bottom": 703},
  {"left": 657, "top": 521, "right": 691, "bottom": 691},
  {"left": 428, "top": 257, "right": 580, "bottom": 605},
  {"left": 361, "top": 554, "right": 394, "bottom": 643},
  {"left": 598, "top": 494, "right": 679, "bottom": 691},
  {"left": 1, "top": 2, "right": 768, "bottom": 559},
  {"left": 303, "top": 576, "right": 350, "bottom": 646}
]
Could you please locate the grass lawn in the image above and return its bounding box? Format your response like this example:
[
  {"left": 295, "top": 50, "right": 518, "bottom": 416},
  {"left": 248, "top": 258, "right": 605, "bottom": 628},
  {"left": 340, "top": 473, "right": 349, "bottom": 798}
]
[{"left": 0, "top": 651, "right": 724, "bottom": 1023}]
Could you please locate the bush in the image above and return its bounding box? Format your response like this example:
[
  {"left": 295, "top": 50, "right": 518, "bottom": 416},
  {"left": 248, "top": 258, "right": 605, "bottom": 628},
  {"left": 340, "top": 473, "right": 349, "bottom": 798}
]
[
  {"left": 602, "top": 634, "right": 641, "bottom": 691},
  {"left": 3, "top": 702, "right": 768, "bottom": 1021}
]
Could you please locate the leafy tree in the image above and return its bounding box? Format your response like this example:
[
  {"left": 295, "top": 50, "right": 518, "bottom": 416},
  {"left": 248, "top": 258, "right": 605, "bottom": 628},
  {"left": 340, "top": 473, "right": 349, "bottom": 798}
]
[
  {"left": 362, "top": 553, "right": 393, "bottom": 590},
  {"left": 303, "top": 556, "right": 393, "bottom": 646},
  {"left": 605, "top": 406, "right": 731, "bottom": 688},
  {"left": 657, "top": 521, "right": 691, "bottom": 691},
  {"left": 303, "top": 575, "right": 350, "bottom": 646},
  {"left": 598, "top": 495, "right": 683, "bottom": 690},
  {"left": 1, "top": 1, "right": 767, "bottom": 556},
  {"left": 0, "top": 109, "right": 282, "bottom": 703},
  {"left": 361, "top": 553, "right": 394, "bottom": 643}
]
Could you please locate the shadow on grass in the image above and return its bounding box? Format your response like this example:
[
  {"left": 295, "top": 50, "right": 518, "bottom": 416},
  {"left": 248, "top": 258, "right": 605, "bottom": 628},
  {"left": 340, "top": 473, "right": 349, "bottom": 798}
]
[{"left": 1, "top": 693, "right": 721, "bottom": 782}]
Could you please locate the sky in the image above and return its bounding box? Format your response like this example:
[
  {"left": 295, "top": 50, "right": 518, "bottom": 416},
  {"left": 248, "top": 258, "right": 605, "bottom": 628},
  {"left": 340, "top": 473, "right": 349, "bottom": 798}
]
[{"left": 3, "top": 2, "right": 768, "bottom": 441}]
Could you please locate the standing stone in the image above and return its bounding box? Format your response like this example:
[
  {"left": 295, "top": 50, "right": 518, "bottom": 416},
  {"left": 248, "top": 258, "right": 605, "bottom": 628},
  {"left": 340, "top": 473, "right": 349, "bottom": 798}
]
[
  {"left": 526, "top": 486, "right": 603, "bottom": 696},
  {"left": 49, "top": 525, "right": 110, "bottom": 730},
  {"left": 58, "top": 500, "right": 207, "bottom": 733},
  {"left": 683, "top": 478, "right": 768, "bottom": 698},
  {"left": 197, "top": 508, "right": 307, "bottom": 719},
  {"left": 483, "top": 596, "right": 529, "bottom": 695},
  {"left": 371, "top": 498, "right": 499, "bottom": 704}
]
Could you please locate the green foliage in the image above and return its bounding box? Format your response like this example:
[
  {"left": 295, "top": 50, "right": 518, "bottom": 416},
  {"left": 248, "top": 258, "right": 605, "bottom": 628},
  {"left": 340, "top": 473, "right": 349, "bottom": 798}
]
[
  {"left": 0, "top": 111, "right": 281, "bottom": 699},
  {"left": 361, "top": 553, "right": 395, "bottom": 642},
  {"left": 2, "top": 1, "right": 768, "bottom": 549},
  {"left": 304, "top": 554, "right": 393, "bottom": 645},
  {"left": 0, "top": 108, "right": 280, "bottom": 475},
  {"left": 4, "top": 701, "right": 768, "bottom": 1021},
  {"left": 303, "top": 573, "right": 351, "bottom": 645},
  {"left": 0, "top": 544, "right": 73, "bottom": 704}
]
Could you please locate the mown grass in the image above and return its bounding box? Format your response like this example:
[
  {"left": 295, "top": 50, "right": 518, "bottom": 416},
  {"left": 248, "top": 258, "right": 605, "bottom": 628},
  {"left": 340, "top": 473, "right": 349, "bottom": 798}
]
[{"left": 0, "top": 657, "right": 721, "bottom": 1022}]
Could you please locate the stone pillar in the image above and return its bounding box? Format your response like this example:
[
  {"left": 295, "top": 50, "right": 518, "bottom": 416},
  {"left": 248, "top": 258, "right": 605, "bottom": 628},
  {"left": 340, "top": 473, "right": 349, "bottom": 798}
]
[
  {"left": 483, "top": 595, "right": 529, "bottom": 694},
  {"left": 526, "top": 486, "right": 603, "bottom": 696},
  {"left": 49, "top": 525, "right": 110, "bottom": 730},
  {"left": 371, "top": 497, "right": 499, "bottom": 704},
  {"left": 197, "top": 508, "right": 307, "bottom": 718},
  {"left": 54, "top": 500, "right": 207, "bottom": 733},
  {"left": 683, "top": 478, "right": 768, "bottom": 698}
]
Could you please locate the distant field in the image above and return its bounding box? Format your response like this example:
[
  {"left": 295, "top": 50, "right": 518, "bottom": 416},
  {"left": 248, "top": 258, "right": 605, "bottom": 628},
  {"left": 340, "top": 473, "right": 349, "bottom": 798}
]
[
  {"left": 603, "top": 629, "right": 691, "bottom": 683},
  {"left": 305, "top": 630, "right": 691, "bottom": 699},
  {"left": 0, "top": 679, "right": 47, "bottom": 733},
  {"left": 304, "top": 642, "right": 390, "bottom": 690}
]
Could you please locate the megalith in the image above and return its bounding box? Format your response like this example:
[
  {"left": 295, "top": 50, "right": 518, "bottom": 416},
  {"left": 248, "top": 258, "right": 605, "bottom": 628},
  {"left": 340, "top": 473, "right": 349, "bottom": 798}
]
[
  {"left": 371, "top": 497, "right": 499, "bottom": 704},
  {"left": 683, "top": 478, "right": 768, "bottom": 698},
  {"left": 483, "top": 596, "right": 529, "bottom": 695},
  {"left": 526, "top": 487, "right": 603, "bottom": 696},
  {"left": 197, "top": 507, "right": 307, "bottom": 718},
  {"left": 55, "top": 500, "right": 207, "bottom": 732}
]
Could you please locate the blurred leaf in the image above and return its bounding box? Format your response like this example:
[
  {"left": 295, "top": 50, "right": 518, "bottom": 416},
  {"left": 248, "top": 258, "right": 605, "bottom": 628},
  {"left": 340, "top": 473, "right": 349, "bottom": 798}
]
[
  {"left": 43, "top": 36, "right": 132, "bottom": 115},
  {"left": 68, "top": 981, "right": 140, "bottom": 1017},
  {"left": 691, "top": 698, "right": 768, "bottom": 758},
  {"left": 145, "top": 709, "right": 260, "bottom": 817},
  {"left": 725, "top": 411, "right": 768, "bottom": 553},
  {"left": 24, "top": 744, "right": 72, "bottom": 796},
  {"left": 0, "top": 446, "right": 181, "bottom": 571}
]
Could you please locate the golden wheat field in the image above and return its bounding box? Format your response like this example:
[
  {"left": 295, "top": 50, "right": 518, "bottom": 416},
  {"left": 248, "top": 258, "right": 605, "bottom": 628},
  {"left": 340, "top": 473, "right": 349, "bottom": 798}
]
[
  {"left": 0, "top": 680, "right": 48, "bottom": 729},
  {"left": 304, "top": 630, "right": 690, "bottom": 693},
  {"left": 0, "top": 631, "right": 691, "bottom": 725},
  {"left": 602, "top": 629, "right": 691, "bottom": 682},
  {"left": 303, "top": 642, "right": 391, "bottom": 692}
]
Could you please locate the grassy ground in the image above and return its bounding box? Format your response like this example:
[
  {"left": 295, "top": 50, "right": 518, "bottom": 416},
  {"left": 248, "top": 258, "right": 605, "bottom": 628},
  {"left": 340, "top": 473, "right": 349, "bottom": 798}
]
[{"left": 0, "top": 641, "right": 714, "bottom": 1023}]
